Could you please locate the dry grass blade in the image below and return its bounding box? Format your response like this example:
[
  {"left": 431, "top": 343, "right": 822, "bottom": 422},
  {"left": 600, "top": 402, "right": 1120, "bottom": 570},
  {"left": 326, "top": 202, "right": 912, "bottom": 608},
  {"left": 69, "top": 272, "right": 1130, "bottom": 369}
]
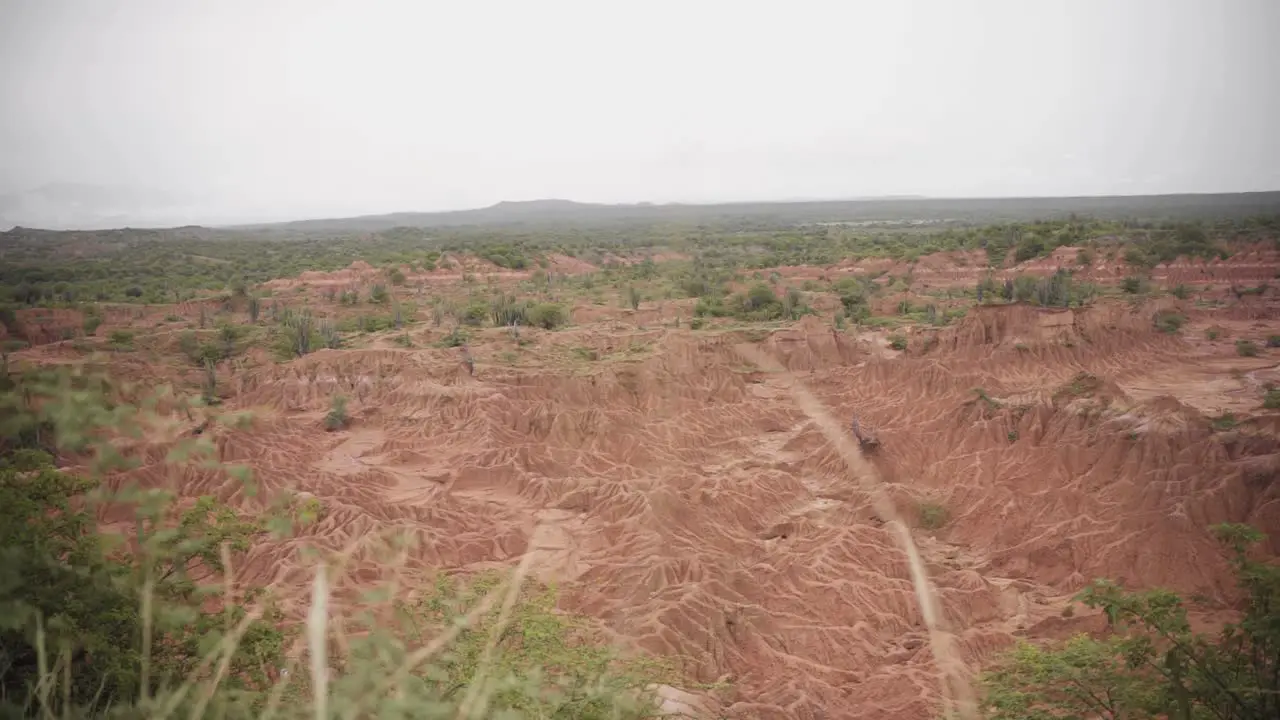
[
  {"left": 455, "top": 525, "right": 543, "bottom": 719},
  {"left": 308, "top": 563, "right": 330, "bottom": 720},
  {"left": 733, "top": 343, "right": 979, "bottom": 720}
]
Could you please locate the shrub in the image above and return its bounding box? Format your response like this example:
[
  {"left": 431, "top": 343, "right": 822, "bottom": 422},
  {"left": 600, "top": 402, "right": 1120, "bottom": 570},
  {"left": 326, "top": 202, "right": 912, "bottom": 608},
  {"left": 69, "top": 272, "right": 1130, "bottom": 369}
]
[
  {"left": 1206, "top": 328, "right": 1221, "bottom": 341},
  {"left": 460, "top": 301, "right": 488, "bottom": 327},
  {"left": 1152, "top": 310, "right": 1185, "bottom": 334},
  {"left": 1121, "top": 275, "right": 1145, "bottom": 294},
  {"left": 1170, "top": 284, "right": 1190, "bottom": 299},
  {"left": 388, "top": 268, "right": 406, "bottom": 285},
  {"left": 919, "top": 502, "right": 948, "bottom": 530},
  {"left": 489, "top": 293, "right": 529, "bottom": 327},
  {"left": 1268, "top": 335, "right": 1280, "bottom": 348},
  {"left": 979, "top": 523, "right": 1279, "bottom": 720},
  {"left": 625, "top": 285, "right": 642, "bottom": 311},
  {"left": 325, "top": 395, "right": 349, "bottom": 430},
  {"left": 108, "top": 329, "right": 134, "bottom": 347},
  {"left": 1263, "top": 388, "right": 1280, "bottom": 410},
  {"left": 887, "top": 334, "right": 908, "bottom": 351},
  {"left": 82, "top": 315, "right": 102, "bottom": 336},
  {"left": 248, "top": 295, "right": 261, "bottom": 322},
  {"left": 1237, "top": 339, "right": 1260, "bottom": 357},
  {"left": 526, "top": 303, "right": 568, "bottom": 330},
  {"left": 369, "top": 283, "right": 389, "bottom": 304},
  {"left": 439, "top": 327, "right": 469, "bottom": 347}
]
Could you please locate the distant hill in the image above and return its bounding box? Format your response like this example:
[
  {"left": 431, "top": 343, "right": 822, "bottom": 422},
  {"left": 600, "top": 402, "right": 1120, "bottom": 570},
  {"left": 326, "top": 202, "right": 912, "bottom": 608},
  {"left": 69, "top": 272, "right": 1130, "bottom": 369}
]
[{"left": 228, "top": 192, "right": 1280, "bottom": 233}]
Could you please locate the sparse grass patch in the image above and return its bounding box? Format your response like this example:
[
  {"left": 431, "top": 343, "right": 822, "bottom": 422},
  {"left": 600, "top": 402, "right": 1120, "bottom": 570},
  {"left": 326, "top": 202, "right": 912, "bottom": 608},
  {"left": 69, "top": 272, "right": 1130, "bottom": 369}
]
[
  {"left": 1152, "top": 310, "right": 1186, "bottom": 334},
  {"left": 107, "top": 329, "right": 134, "bottom": 349},
  {"left": 325, "top": 394, "right": 349, "bottom": 430},
  {"left": 1263, "top": 388, "right": 1280, "bottom": 410},
  {"left": 1237, "top": 339, "right": 1260, "bottom": 357},
  {"left": 918, "top": 501, "right": 949, "bottom": 530},
  {"left": 1268, "top": 335, "right": 1280, "bottom": 348},
  {"left": 1211, "top": 412, "right": 1238, "bottom": 431},
  {"left": 887, "top": 334, "right": 908, "bottom": 351},
  {"left": 439, "top": 327, "right": 469, "bottom": 348}
]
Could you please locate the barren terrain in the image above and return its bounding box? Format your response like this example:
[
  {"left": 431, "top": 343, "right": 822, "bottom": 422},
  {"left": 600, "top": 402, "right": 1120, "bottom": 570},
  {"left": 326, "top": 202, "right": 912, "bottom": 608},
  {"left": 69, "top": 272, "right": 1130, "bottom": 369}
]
[{"left": 8, "top": 236, "right": 1280, "bottom": 719}]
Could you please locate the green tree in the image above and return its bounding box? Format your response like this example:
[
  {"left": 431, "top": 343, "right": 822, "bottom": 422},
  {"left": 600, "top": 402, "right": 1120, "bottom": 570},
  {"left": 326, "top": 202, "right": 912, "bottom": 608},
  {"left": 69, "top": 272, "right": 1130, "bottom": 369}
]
[{"left": 981, "top": 523, "right": 1280, "bottom": 720}]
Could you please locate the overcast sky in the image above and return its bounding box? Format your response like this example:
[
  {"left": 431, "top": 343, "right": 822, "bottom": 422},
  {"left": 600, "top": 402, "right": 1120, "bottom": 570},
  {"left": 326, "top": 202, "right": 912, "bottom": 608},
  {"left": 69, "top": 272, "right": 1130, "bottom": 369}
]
[{"left": 1, "top": 0, "right": 1277, "bottom": 221}]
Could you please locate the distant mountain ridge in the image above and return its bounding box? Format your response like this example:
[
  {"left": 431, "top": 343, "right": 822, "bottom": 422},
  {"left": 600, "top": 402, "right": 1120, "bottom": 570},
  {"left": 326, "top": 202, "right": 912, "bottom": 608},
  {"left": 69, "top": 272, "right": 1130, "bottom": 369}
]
[
  {"left": 4, "top": 184, "right": 1280, "bottom": 233},
  {"left": 229, "top": 192, "right": 1280, "bottom": 233}
]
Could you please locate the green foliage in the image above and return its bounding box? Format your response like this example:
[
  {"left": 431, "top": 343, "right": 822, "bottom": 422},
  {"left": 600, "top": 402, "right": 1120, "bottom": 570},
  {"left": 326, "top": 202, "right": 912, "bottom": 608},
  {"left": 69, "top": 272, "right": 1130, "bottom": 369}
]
[
  {"left": 108, "top": 329, "right": 134, "bottom": 348},
  {"left": 1267, "top": 335, "right": 1280, "bottom": 348},
  {"left": 918, "top": 502, "right": 948, "bottom": 530},
  {"left": 1262, "top": 388, "right": 1280, "bottom": 410},
  {"left": 388, "top": 268, "right": 406, "bottom": 285},
  {"left": 626, "top": 285, "right": 642, "bottom": 311},
  {"left": 460, "top": 301, "right": 488, "bottom": 327},
  {"left": 82, "top": 313, "right": 102, "bottom": 336},
  {"left": 284, "top": 309, "right": 316, "bottom": 357},
  {"left": 489, "top": 293, "right": 529, "bottom": 327},
  {"left": 0, "top": 372, "right": 282, "bottom": 711},
  {"left": 1154, "top": 310, "right": 1187, "bottom": 334},
  {"left": 1237, "top": 339, "right": 1260, "bottom": 357},
  {"left": 248, "top": 295, "right": 261, "bottom": 322},
  {"left": 527, "top": 303, "right": 568, "bottom": 330},
  {"left": 1122, "top": 275, "right": 1147, "bottom": 294},
  {"left": 369, "top": 283, "right": 389, "bottom": 304},
  {"left": 1171, "top": 284, "right": 1191, "bottom": 299},
  {"left": 325, "top": 395, "right": 349, "bottom": 431},
  {"left": 888, "top": 334, "right": 908, "bottom": 351},
  {"left": 982, "top": 523, "right": 1280, "bottom": 720},
  {"left": 439, "top": 327, "right": 469, "bottom": 348}
]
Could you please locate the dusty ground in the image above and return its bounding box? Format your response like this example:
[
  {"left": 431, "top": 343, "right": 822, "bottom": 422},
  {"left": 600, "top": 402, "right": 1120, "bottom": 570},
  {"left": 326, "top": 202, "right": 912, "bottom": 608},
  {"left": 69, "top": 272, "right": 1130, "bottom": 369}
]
[{"left": 13, "top": 249, "right": 1280, "bottom": 720}]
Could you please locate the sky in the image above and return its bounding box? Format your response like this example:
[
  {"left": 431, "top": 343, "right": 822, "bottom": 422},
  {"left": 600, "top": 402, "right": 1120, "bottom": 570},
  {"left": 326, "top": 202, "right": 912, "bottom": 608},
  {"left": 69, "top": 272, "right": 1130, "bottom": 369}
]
[{"left": 0, "top": 0, "right": 1278, "bottom": 223}]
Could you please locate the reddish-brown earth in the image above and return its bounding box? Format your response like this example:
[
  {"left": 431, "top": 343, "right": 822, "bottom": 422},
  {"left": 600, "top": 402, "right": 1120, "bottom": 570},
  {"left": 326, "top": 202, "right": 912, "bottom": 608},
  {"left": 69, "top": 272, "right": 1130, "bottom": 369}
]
[{"left": 14, "top": 249, "right": 1280, "bottom": 720}]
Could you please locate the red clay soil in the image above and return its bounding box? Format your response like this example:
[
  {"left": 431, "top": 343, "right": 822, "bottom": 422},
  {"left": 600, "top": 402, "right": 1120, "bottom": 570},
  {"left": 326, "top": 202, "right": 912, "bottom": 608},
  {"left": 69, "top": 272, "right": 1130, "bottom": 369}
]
[{"left": 16, "top": 251, "right": 1280, "bottom": 719}]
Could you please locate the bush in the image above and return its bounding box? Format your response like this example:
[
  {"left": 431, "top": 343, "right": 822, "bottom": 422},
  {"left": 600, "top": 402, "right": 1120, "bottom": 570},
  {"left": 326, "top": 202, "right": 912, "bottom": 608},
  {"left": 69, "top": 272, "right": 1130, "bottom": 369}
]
[
  {"left": 1121, "top": 275, "right": 1145, "bottom": 294},
  {"left": 918, "top": 502, "right": 948, "bottom": 530},
  {"left": 325, "top": 395, "right": 349, "bottom": 430},
  {"left": 1237, "top": 339, "right": 1260, "bottom": 357},
  {"left": 82, "top": 315, "right": 102, "bottom": 336},
  {"left": 1170, "top": 283, "right": 1191, "bottom": 299},
  {"left": 1153, "top": 310, "right": 1185, "bottom": 334},
  {"left": 1263, "top": 388, "right": 1280, "bottom": 410},
  {"left": 888, "top": 334, "right": 908, "bottom": 351},
  {"left": 1268, "top": 335, "right": 1280, "bottom": 348},
  {"left": 108, "top": 329, "right": 134, "bottom": 347},
  {"left": 980, "top": 523, "right": 1279, "bottom": 720},
  {"left": 439, "top": 327, "right": 469, "bottom": 347},
  {"left": 526, "top": 303, "right": 568, "bottom": 330},
  {"left": 369, "top": 283, "right": 389, "bottom": 304}
]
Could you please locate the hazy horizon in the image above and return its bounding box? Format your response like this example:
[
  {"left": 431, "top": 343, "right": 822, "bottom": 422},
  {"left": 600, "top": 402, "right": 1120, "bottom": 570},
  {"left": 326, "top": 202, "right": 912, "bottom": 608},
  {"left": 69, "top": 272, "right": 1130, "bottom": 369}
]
[{"left": 2, "top": 0, "right": 1278, "bottom": 226}]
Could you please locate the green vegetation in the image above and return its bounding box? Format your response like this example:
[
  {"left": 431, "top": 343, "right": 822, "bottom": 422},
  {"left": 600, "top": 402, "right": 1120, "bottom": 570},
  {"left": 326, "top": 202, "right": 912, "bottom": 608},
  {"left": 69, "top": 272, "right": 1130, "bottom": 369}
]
[
  {"left": 0, "top": 364, "right": 667, "bottom": 720},
  {"left": 1153, "top": 310, "right": 1187, "bottom": 334},
  {"left": 888, "top": 334, "right": 908, "bottom": 351},
  {"left": 1263, "top": 387, "right": 1280, "bottom": 410},
  {"left": 918, "top": 501, "right": 948, "bottom": 530},
  {"left": 1211, "top": 413, "right": 1239, "bottom": 431},
  {"left": 324, "top": 394, "right": 349, "bottom": 430},
  {"left": 1237, "top": 339, "right": 1260, "bottom": 357},
  {"left": 1267, "top": 335, "right": 1280, "bottom": 348},
  {"left": 980, "top": 523, "right": 1280, "bottom": 720}
]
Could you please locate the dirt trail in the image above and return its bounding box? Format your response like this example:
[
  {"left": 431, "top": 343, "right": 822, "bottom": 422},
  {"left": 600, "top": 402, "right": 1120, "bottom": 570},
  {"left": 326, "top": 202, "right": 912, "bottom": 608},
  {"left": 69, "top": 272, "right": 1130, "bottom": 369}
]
[{"left": 734, "top": 343, "right": 978, "bottom": 720}]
